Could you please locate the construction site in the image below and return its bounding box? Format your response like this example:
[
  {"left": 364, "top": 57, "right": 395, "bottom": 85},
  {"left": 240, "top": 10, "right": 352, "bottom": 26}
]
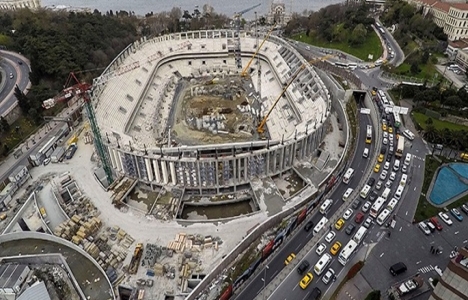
[{"left": 171, "top": 75, "right": 260, "bottom": 145}]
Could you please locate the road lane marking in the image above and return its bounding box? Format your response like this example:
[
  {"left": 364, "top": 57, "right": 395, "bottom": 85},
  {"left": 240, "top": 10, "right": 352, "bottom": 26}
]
[
  {"left": 455, "top": 231, "right": 459, "bottom": 235},
  {"left": 464, "top": 240, "right": 467, "bottom": 244},
  {"left": 270, "top": 270, "right": 279, "bottom": 279},
  {"left": 406, "top": 211, "right": 408, "bottom": 216},
  {"left": 399, "top": 227, "right": 402, "bottom": 231},
  {"left": 380, "top": 252, "right": 384, "bottom": 257},
  {"left": 292, "top": 283, "right": 298, "bottom": 290},
  {"left": 414, "top": 187, "right": 416, "bottom": 191},
  {"left": 302, "top": 292, "right": 310, "bottom": 300},
  {"left": 295, "top": 243, "right": 303, "bottom": 251}
]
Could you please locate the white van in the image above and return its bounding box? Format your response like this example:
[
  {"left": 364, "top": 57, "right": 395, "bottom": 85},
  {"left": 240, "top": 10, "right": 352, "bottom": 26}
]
[
  {"left": 360, "top": 185, "right": 371, "bottom": 199},
  {"left": 314, "top": 216, "right": 329, "bottom": 234},
  {"left": 314, "top": 253, "right": 332, "bottom": 276},
  {"left": 343, "top": 188, "right": 353, "bottom": 201},
  {"left": 400, "top": 174, "right": 408, "bottom": 186},
  {"left": 320, "top": 199, "right": 334, "bottom": 215},
  {"left": 393, "top": 159, "right": 400, "bottom": 171},
  {"left": 381, "top": 187, "right": 391, "bottom": 200},
  {"left": 403, "top": 129, "right": 415, "bottom": 141},
  {"left": 395, "top": 185, "right": 404, "bottom": 200},
  {"left": 377, "top": 209, "right": 391, "bottom": 226},
  {"left": 404, "top": 153, "right": 412, "bottom": 165}
]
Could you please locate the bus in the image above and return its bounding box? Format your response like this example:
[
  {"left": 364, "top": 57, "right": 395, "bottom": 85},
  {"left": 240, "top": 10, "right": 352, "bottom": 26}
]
[
  {"left": 343, "top": 168, "right": 354, "bottom": 184},
  {"left": 365, "top": 125, "right": 372, "bottom": 144},
  {"left": 377, "top": 209, "right": 392, "bottom": 226},
  {"left": 395, "top": 136, "right": 405, "bottom": 159},
  {"left": 338, "top": 240, "right": 358, "bottom": 266},
  {"left": 314, "top": 253, "right": 333, "bottom": 275},
  {"left": 393, "top": 111, "right": 401, "bottom": 128},
  {"left": 387, "top": 198, "right": 399, "bottom": 211},
  {"left": 370, "top": 197, "right": 386, "bottom": 218},
  {"left": 334, "top": 62, "right": 348, "bottom": 69},
  {"left": 352, "top": 227, "right": 368, "bottom": 244},
  {"left": 381, "top": 188, "right": 391, "bottom": 200},
  {"left": 319, "top": 199, "right": 334, "bottom": 215},
  {"left": 360, "top": 185, "right": 371, "bottom": 199},
  {"left": 348, "top": 63, "right": 357, "bottom": 70}
]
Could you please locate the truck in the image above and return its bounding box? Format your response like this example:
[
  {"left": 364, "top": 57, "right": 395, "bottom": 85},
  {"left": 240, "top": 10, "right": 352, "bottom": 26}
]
[
  {"left": 65, "top": 143, "right": 78, "bottom": 160},
  {"left": 51, "top": 146, "right": 66, "bottom": 163},
  {"left": 395, "top": 136, "right": 405, "bottom": 158},
  {"left": 128, "top": 243, "right": 144, "bottom": 274},
  {"left": 397, "top": 274, "right": 424, "bottom": 295}
]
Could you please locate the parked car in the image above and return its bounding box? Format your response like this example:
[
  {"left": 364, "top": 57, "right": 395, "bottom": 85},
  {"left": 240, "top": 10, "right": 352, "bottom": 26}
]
[
  {"left": 355, "top": 212, "right": 365, "bottom": 224},
  {"left": 369, "top": 191, "right": 378, "bottom": 202},
  {"left": 380, "top": 170, "right": 388, "bottom": 180},
  {"left": 362, "top": 201, "right": 371, "bottom": 213},
  {"left": 375, "top": 181, "right": 383, "bottom": 190},
  {"left": 430, "top": 217, "right": 443, "bottom": 231},
  {"left": 363, "top": 217, "right": 373, "bottom": 228},
  {"left": 335, "top": 218, "right": 345, "bottom": 230},
  {"left": 402, "top": 165, "right": 408, "bottom": 173},
  {"left": 304, "top": 221, "right": 314, "bottom": 232},
  {"left": 343, "top": 209, "right": 353, "bottom": 220},
  {"left": 325, "top": 231, "right": 336, "bottom": 243},
  {"left": 418, "top": 222, "right": 431, "bottom": 235},
  {"left": 351, "top": 200, "right": 361, "bottom": 210},
  {"left": 461, "top": 204, "right": 468, "bottom": 214},
  {"left": 450, "top": 208, "right": 463, "bottom": 222},
  {"left": 438, "top": 212, "right": 453, "bottom": 226},
  {"left": 316, "top": 243, "right": 326, "bottom": 255},
  {"left": 367, "top": 177, "right": 376, "bottom": 186}
]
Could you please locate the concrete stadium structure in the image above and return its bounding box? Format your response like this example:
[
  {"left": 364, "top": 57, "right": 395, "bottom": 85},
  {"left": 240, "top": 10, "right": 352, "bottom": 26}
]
[
  {"left": 92, "top": 30, "right": 332, "bottom": 194},
  {"left": 0, "top": 0, "right": 40, "bottom": 10}
]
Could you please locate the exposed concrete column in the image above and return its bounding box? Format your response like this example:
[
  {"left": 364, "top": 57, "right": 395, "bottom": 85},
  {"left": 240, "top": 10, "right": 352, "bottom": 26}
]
[
  {"left": 161, "top": 160, "right": 168, "bottom": 184},
  {"left": 196, "top": 161, "right": 202, "bottom": 193},
  {"left": 108, "top": 148, "right": 117, "bottom": 170},
  {"left": 215, "top": 160, "right": 220, "bottom": 193},
  {"left": 279, "top": 146, "right": 285, "bottom": 173},
  {"left": 244, "top": 157, "right": 248, "bottom": 182},
  {"left": 145, "top": 158, "right": 154, "bottom": 181},
  {"left": 152, "top": 159, "right": 161, "bottom": 183},
  {"left": 289, "top": 143, "right": 295, "bottom": 166},
  {"left": 266, "top": 150, "right": 271, "bottom": 175},
  {"left": 134, "top": 154, "right": 142, "bottom": 179},
  {"left": 169, "top": 161, "right": 176, "bottom": 185},
  {"left": 272, "top": 150, "right": 277, "bottom": 174},
  {"left": 116, "top": 150, "right": 124, "bottom": 171}
]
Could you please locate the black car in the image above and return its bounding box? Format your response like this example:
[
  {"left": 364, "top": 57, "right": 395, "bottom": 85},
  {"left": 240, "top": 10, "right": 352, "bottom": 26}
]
[
  {"left": 351, "top": 200, "right": 361, "bottom": 209},
  {"left": 367, "top": 177, "right": 375, "bottom": 186},
  {"left": 297, "top": 260, "right": 310, "bottom": 275},
  {"left": 17, "top": 61, "right": 23, "bottom": 65},
  {"left": 304, "top": 221, "right": 314, "bottom": 232},
  {"left": 386, "top": 154, "right": 392, "bottom": 162},
  {"left": 380, "top": 146, "right": 387, "bottom": 154},
  {"left": 345, "top": 224, "right": 356, "bottom": 235},
  {"left": 309, "top": 287, "right": 322, "bottom": 300},
  {"left": 369, "top": 191, "right": 378, "bottom": 202}
]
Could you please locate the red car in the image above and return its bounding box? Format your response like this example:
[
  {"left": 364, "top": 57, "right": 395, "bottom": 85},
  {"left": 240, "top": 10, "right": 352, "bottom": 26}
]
[
  {"left": 355, "top": 212, "right": 365, "bottom": 224},
  {"left": 430, "top": 217, "right": 443, "bottom": 231}
]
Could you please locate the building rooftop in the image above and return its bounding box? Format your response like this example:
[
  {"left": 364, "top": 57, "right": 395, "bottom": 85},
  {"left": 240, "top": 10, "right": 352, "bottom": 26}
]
[
  {"left": 17, "top": 281, "right": 51, "bottom": 300},
  {"left": 0, "top": 264, "right": 28, "bottom": 289}
]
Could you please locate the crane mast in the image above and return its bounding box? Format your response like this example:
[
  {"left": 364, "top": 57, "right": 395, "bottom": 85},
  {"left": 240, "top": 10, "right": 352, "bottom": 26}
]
[
  {"left": 255, "top": 12, "right": 262, "bottom": 100},
  {"left": 233, "top": 3, "right": 261, "bottom": 69}
]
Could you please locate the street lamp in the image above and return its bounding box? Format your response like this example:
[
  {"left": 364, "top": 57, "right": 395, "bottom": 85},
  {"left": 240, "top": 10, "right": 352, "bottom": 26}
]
[{"left": 262, "top": 265, "right": 270, "bottom": 300}]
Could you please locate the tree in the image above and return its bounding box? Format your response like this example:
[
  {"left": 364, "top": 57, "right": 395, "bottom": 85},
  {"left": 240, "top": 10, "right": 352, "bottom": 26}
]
[
  {"left": 425, "top": 117, "right": 433, "bottom": 126},
  {"left": 410, "top": 62, "right": 420, "bottom": 74},
  {"left": 365, "top": 290, "right": 381, "bottom": 300},
  {"left": 350, "top": 23, "right": 367, "bottom": 46},
  {"left": 14, "top": 84, "right": 30, "bottom": 113},
  {"left": 0, "top": 117, "right": 9, "bottom": 133},
  {"left": 423, "top": 125, "right": 438, "bottom": 142}
]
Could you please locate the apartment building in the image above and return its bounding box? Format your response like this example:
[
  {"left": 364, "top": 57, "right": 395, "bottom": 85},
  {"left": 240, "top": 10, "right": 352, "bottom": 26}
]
[
  {"left": 429, "top": 246, "right": 468, "bottom": 300},
  {"left": 408, "top": 0, "right": 468, "bottom": 41}
]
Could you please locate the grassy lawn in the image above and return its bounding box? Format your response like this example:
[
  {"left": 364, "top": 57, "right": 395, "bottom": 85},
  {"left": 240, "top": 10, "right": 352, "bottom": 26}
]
[
  {"left": 0, "top": 115, "right": 37, "bottom": 158},
  {"left": 413, "top": 112, "right": 468, "bottom": 131},
  {"left": 393, "top": 62, "right": 438, "bottom": 80},
  {"left": 414, "top": 155, "right": 468, "bottom": 222},
  {"left": 292, "top": 31, "right": 383, "bottom": 61}
]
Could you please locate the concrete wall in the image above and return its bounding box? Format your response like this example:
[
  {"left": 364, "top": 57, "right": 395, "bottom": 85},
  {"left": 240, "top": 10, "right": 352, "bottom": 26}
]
[{"left": 2, "top": 191, "right": 35, "bottom": 234}]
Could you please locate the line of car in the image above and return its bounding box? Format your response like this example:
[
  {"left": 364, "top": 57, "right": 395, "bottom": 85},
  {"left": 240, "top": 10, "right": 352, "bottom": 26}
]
[{"left": 418, "top": 206, "right": 468, "bottom": 235}]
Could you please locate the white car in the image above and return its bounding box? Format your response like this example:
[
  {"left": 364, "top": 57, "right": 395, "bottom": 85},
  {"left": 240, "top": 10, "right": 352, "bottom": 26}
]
[
  {"left": 384, "top": 162, "right": 390, "bottom": 170},
  {"left": 380, "top": 170, "right": 388, "bottom": 180},
  {"left": 343, "top": 208, "right": 353, "bottom": 220},
  {"left": 363, "top": 217, "right": 373, "bottom": 228},
  {"left": 385, "top": 180, "right": 392, "bottom": 188},
  {"left": 363, "top": 148, "right": 369, "bottom": 158},
  {"left": 402, "top": 165, "right": 408, "bottom": 173},
  {"left": 383, "top": 132, "right": 388, "bottom": 138},
  {"left": 438, "top": 212, "right": 453, "bottom": 226},
  {"left": 383, "top": 137, "right": 388, "bottom": 145},
  {"left": 362, "top": 201, "right": 371, "bottom": 213},
  {"left": 325, "top": 231, "right": 336, "bottom": 243},
  {"left": 390, "top": 172, "right": 396, "bottom": 181},
  {"left": 316, "top": 243, "right": 326, "bottom": 255},
  {"left": 375, "top": 180, "right": 383, "bottom": 190},
  {"left": 389, "top": 134, "right": 393, "bottom": 142},
  {"left": 322, "top": 268, "right": 335, "bottom": 285},
  {"left": 389, "top": 139, "right": 394, "bottom": 146}
]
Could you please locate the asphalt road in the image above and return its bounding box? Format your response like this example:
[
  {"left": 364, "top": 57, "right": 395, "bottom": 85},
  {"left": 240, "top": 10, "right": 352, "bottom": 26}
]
[
  {"left": 233, "top": 101, "right": 374, "bottom": 300},
  {"left": 0, "top": 50, "right": 30, "bottom": 116}
]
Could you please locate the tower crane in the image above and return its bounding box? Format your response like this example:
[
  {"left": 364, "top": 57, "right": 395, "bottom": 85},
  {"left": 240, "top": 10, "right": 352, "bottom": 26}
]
[
  {"left": 241, "top": 23, "right": 276, "bottom": 77},
  {"left": 257, "top": 54, "right": 334, "bottom": 135},
  {"left": 233, "top": 3, "right": 261, "bottom": 69}
]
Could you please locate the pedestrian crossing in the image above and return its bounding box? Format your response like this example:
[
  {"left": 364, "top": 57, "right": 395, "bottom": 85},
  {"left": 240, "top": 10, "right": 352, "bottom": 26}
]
[
  {"left": 418, "top": 265, "right": 434, "bottom": 274},
  {"left": 412, "top": 154, "right": 425, "bottom": 162}
]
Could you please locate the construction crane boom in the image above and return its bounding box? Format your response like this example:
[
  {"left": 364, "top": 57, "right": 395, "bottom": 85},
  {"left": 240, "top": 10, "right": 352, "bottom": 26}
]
[
  {"left": 241, "top": 23, "right": 276, "bottom": 77},
  {"left": 233, "top": 3, "right": 261, "bottom": 69},
  {"left": 257, "top": 54, "right": 334, "bottom": 134}
]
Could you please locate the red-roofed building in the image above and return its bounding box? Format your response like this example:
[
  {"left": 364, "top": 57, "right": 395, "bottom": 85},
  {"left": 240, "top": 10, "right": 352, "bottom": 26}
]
[{"left": 408, "top": 0, "right": 468, "bottom": 41}]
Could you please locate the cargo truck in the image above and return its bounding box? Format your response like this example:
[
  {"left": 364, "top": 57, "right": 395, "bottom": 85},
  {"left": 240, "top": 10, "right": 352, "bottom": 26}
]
[
  {"left": 128, "top": 243, "right": 144, "bottom": 274},
  {"left": 395, "top": 136, "right": 405, "bottom": 158}
]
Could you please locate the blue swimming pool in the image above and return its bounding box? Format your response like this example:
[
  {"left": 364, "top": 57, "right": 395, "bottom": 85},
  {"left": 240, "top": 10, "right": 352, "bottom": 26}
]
[{"left": 429, "top": 163, "right": 468, "bottom": 205}]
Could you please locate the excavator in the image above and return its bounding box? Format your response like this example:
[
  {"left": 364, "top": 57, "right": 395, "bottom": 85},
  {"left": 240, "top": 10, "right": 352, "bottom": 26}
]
[{"left": 257, "top": 54, "right": 334, "bottom": 135}]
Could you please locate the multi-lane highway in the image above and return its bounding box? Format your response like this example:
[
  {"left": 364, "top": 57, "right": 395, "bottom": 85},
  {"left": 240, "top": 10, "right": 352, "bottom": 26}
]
[
  {"left": 0, "top": 50, "right": 30, "bottom": 116},
  {"left": 233, "top": 100, "right": 374, "bottom": 300}
]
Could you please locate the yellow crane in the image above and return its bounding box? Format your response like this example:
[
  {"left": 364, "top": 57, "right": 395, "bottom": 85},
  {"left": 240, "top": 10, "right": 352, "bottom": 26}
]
[
  {"left": 257, "top": 54, "right": 334, "bottom": 134},
  {"left": 241, "top": 24, "right": 277, "bottom": 77}
]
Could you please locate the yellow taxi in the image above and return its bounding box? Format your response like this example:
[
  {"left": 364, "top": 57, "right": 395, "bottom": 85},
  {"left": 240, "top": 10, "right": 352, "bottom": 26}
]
[
  {"left": 330, "top": 241, "right": 342, "bottom": 255},
  {"left": 371, "top": 90, "right": 376, "bottom": 96},
  {"left": 299, "top": 272, "right": 314, "bottom": 289},
  {"left": 284, "top": 253, "right": 296, "bottom": 265},
  {"left": 374, "top": 163, "right": 381, "bottom": 173},
  {"left": 388, "top": 126, "right": 393, "bottom": 134},
  {"left": 335, "top": 218, "right": 345, "bottom": 230},
  {"left": 377, "top": 154, "right": 384, "bottom": 163},
  {"left": 382, "top": 124, "right": 387, "bottom": 131}
]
